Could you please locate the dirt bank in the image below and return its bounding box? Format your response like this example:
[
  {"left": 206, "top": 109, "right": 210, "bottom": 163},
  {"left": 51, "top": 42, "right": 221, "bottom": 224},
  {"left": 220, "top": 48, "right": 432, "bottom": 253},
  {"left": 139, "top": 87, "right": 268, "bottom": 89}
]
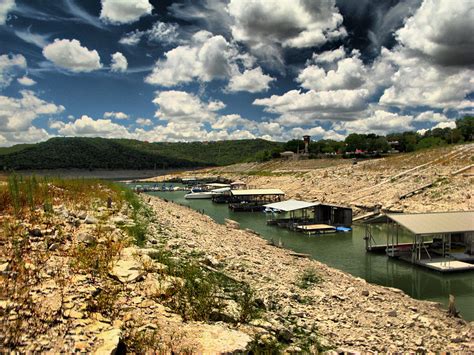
[{"left": 147, "top": 195, "right": 473, "bottom": 352}]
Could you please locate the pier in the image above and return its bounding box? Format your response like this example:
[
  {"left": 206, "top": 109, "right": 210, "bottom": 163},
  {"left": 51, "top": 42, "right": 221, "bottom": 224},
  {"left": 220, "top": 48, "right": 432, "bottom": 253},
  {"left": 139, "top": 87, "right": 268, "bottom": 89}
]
[{"left": 364, "top": 211, "right": 474, "bottom": 273}]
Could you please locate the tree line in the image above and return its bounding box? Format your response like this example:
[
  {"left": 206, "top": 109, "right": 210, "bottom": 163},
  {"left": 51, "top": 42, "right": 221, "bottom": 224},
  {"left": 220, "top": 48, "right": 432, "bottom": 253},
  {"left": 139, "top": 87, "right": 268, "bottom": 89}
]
[{"left": 256, "top": 116, "right": 473, "bottom": 161}]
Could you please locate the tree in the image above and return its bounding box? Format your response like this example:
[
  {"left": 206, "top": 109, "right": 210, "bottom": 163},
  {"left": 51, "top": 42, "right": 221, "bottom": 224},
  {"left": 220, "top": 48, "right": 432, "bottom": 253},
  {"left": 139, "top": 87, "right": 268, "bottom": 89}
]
[
  {"left": 344, "top": 133, "right": 367, "bottom": 152},
  {"left": 456, "top": 116, "right": 474, "bottom": 141}
]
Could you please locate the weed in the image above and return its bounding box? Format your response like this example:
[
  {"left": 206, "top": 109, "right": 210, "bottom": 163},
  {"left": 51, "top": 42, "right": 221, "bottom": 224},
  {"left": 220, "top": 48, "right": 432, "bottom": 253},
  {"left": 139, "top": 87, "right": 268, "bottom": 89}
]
[
  {"left": 87, "top": 281, "right": 122, "bottom": 319},
  {"left": 297, "top": 268, "right": 321, "bottom": 289}
]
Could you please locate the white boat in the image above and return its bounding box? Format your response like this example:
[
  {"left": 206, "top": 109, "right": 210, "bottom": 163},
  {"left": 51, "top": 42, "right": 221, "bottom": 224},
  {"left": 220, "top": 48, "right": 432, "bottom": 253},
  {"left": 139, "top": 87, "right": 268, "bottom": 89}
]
[
  {"left": 184, "top": 187, "right": 230, "bottom": 199},
  {"left": 184, "top": 191, "right": 213, "bottom": 199}
]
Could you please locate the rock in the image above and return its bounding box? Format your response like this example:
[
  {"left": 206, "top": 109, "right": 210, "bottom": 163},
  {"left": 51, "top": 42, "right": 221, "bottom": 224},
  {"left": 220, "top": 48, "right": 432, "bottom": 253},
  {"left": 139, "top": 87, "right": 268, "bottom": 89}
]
[
  {"left": 0, "top": 262, "right": 10, "bottom": 273},
  {"left": 84, "top": 215, "right": 98, "bottom": 224},
  {"left": 203, "top": 256, "right": 220, "bottom": 268},
  {"left": 95, "top": 328, "right": 121, "bottom": 355},
  {"left": 77, "top": 232, "right": 96, "bottom": 245},
  {"left": 29, "top": 228, "right": 43, "bottom": 238},
  {"left": 278, "top": 328, "right": 293, "bottom": 342},
  {"left": 109, "top": 248, "right": 144, "bottom": 283},
  {"left": 361, "top": 290, "right": 370, "bottom": 296},
  {"left": 225, "top": 219, "right": 240, "bottom": 229},
  {"left": 387, "top": 310, "right": 397, "bottom": 317},
  {"left": 186, "top": 324, "right": 251, "bottom": 354},
  {"left": 48, "top": 243, "right": 60, "bottom": 251},
  {"left": 77, "top": 211, "right": 87, "bottom": 220},
  {"left": 143, "top": 274, "right": 181, "bottom": 297}
]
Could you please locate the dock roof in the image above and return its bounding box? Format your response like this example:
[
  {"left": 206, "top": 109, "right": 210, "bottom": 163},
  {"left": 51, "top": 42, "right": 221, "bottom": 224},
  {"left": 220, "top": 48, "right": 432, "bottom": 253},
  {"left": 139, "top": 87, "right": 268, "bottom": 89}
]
[
  {"left": 231, "top": 189, "right": 285, "bottom": 196},
  {"left": 387, "top": 211, "right": 474, "bottom": 235},
  {"left": 264, "top": 199, "right": 318, "bottom": 212}
]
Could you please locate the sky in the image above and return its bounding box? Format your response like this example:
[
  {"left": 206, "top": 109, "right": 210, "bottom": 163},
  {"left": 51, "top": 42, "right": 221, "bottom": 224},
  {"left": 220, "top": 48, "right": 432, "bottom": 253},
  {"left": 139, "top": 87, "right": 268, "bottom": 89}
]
[{"left": 0, "top": 0, "right": 473, "bottom": 146}]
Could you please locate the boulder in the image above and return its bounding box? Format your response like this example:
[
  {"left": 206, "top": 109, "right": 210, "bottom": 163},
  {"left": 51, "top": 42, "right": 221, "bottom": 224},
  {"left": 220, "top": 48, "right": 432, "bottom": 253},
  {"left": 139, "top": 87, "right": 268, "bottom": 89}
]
[
  {"left": 84, "top": 215, "right": 98, "bottom": 224},
  {"left": 225, "top": 219, "right": 240, "bottom": 229},
  {"left": 94, "top": 328, "right": 121, "bottom": 355},
  {"left": 109, "top": 248, "right": 144, "bottom": 283}
]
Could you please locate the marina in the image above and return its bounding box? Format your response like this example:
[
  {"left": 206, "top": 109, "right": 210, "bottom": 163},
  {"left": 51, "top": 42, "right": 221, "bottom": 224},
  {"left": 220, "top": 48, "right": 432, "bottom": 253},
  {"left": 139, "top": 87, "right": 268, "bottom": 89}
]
[{"left": 143, "top": 186, "right": 474, "bottom": 321}]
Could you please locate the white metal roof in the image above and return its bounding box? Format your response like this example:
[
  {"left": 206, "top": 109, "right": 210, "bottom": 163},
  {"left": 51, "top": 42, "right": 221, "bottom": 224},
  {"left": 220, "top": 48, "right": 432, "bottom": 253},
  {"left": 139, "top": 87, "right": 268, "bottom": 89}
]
[
  {"left": 206, "top": 183, "right": 230, "bottom": 188},
  {"left": 387, "top": 211, "right": 474, "bottom": 235},
  {"left": 264, "top": 199, "right": 318, "bottom": 212},
  {"left": 231, "top": 189, "right": 285, "bottom": 196},
  {"left": 211, "top": 187, "right": 231, "bottom": 193}
]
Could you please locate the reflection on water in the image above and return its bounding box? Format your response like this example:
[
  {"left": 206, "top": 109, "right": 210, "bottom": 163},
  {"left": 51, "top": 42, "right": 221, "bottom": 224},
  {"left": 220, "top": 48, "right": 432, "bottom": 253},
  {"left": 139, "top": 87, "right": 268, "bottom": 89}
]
[{"left": 145, "top": 188, "right": 474, "bottom": 321}]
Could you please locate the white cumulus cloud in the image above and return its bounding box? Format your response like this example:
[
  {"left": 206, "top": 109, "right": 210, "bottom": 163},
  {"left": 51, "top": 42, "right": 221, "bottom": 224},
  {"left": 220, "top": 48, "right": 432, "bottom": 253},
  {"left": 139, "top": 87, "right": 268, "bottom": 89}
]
[
  {"left": 103, "top": 111, "right": 129, "bottom": 119},
  {"left": 100, "top": 0, "right": 153, "bottom": 25},
  {"left": 17, "top": 76, "right": 36, "bottom": 86},
  {"left": 110, "top": 52, "right": 127, "bottom": 72},
  {"left": 43, "top": 39, "right": 102, "bottom": 72},
  {"left": 56, "top": 115, "right": 132, "bottom": 138},
  {"left": 0, "top": 90, "right": 64, "bottom": 132},
  {"left": 227, "top": 67, "right": 275, "bottom": 93},
  {"left": 396, "top": 0, "right": 474, "bottom": 66}
]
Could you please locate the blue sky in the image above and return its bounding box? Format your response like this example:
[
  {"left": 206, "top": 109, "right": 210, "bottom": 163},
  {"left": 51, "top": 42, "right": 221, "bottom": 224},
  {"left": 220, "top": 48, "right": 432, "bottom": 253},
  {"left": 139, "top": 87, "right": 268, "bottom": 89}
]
[{"left": 0, "top": 0, "right": 473, "bottom": 146}]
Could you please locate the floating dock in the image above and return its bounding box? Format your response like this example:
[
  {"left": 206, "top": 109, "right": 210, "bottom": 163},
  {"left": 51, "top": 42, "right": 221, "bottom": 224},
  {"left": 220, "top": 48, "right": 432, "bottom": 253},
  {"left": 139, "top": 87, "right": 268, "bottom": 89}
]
[{"left": 296, "top": 224, "right": 336, "bottom": 234}]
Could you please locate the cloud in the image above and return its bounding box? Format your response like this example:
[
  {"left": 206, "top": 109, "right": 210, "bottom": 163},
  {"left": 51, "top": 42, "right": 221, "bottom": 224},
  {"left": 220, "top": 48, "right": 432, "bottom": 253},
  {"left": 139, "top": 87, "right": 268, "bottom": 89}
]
[
  {"left": 136, "top": 118, "right": 153, "bottom": 126},
  {"left": 297, "top": 50, "right": 366, "bottom": 91},
  {"left": 310, "top": 46, "right": 346, "bottom": 63},
  {"left": 253, "top": 89, "right": 370, "bottom": 126},
  {"left": 110, "top": 52, "right": 127, "bottom": 72},
  {"left": 226, "top": 67, "right": 275, "bottom": 93},
  {"left": 56, "top": 115, "right": 132, "bottom": 138},
  {"left": 0, "top": 126, "right": 51, "bottom": 147},
  {"left": 414, "top": 111, "right": 449, "bottom": 123},
  {"left": 100, "top": 0, "right": 153, "bottom": 25},
  {"left": 378, "top": 53, "right": 474, "bottom": 109},
  {"left": 147, "top": 21, "right": 180, "bottom": 44},
  {"left": 334, "top": 109, "right": 415, "bottom": 135},
  {"left": 43, "top": 38, "right": 102, "bottom": 72},
  {"left": 103, "top": 111, "right": 128, "bottom": 119},
  {"left": 14, "top": 27, "right": 49, "bottom": 48},
  {"left": 0, "top": 53, "right": 26, "bottom": 88},
  {"left": 119, "top": 21, "right": 181, "bottom": 46},
  {"left": 226, "top": 0, "right": 346, "bottom": 65},
  {"left": 432, "top": 121, "right": 456, "bottom": 130},
  {"left": 0, "top": 0, "right": 15, "bottom": 25},
  {"left": 0, "top": 90, "right": 64, "bottom": 133},
  {"left": 119, "top": 30, "right": 143, "bottom": 45},
  {"left": 396, "top": 0, "right": 474, "bottom": 66},
  {"left": 17, "top": 76, "right": 36, "bottom": 86},
  {"left": 152, "top": 90, "right": 224, "bottom": 124},
  {"left": 145, "top": 31, "right": 234, "bottom": 86}
]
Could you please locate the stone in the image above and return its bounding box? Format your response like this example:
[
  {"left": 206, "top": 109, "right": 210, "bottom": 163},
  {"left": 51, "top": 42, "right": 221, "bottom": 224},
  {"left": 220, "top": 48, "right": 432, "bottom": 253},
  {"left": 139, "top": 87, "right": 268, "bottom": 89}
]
[
  {"left": 0, "top": 262, "right": 10, "bottom": 273},
  {"left": 109, "top": 247, "right": 144, "bottom": 283},
  {"left": 361, "top": 290, "right": 370, "bottom": 296},
  {"left": 84, "top": 215, "right": 98, "bottom": 224},
  {"left": 48, "top": 243, "right": 60, "bottom": 251},
  {"left": 95, "top": 328, "right": 121, "bottom": 355},
  {"left": 29, "top": 228, "right": 43, "bottom": 238},
  {"left": 77, "top": 232, "right": 96, "bottom": 245},
  {"left": 225, "top": 219, "right": 240, "bottom": 229},
  {"left": 278, "top": 328, "right": 293, "bottom": 342},
  {"left": 387, "top": 310, "right": 397, "bottom": 317}
]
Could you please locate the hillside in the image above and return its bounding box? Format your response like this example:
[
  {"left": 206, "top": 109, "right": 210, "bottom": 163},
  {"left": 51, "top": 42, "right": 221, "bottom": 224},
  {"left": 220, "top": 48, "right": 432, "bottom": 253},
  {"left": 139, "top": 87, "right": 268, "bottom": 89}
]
[
  {"left": 0, "top": 137, "right": 283, "bottom": 170},
  {"left": 147, "top": 143, "right": 474, "bottom": 214}
]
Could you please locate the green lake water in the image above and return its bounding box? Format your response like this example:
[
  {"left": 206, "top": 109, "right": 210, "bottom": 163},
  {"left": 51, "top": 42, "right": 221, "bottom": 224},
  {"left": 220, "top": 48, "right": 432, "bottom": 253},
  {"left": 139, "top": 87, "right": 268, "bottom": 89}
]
[{"left": 144, "top": 188, "right": 474, "bottom": 321}]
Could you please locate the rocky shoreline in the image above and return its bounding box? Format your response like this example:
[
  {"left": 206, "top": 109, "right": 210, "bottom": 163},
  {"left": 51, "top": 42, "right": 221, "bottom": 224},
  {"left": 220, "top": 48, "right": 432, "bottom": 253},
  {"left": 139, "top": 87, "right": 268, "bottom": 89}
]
[{"left": 145, "top": 195, "right": 473, "bottom": 352}]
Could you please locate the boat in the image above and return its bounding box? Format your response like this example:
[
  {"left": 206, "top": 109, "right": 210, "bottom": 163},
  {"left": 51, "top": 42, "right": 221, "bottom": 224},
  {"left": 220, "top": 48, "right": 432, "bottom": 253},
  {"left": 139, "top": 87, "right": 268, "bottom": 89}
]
[{"left": 184, "top": 186, "right": 231, "bottom": 200}]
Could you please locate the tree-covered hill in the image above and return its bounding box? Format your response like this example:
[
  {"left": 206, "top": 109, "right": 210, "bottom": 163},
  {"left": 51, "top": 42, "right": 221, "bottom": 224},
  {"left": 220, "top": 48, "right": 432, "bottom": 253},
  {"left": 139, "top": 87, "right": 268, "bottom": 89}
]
[{"left": 0, "top": 137, "right": 283, "bottom": 170}]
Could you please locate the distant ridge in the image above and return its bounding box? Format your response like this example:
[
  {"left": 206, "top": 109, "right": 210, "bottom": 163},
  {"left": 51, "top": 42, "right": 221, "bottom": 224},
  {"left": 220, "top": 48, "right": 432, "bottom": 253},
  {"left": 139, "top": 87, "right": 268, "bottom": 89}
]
[{"left": 0, "top": 137, "right": 283, "bottom": 170}]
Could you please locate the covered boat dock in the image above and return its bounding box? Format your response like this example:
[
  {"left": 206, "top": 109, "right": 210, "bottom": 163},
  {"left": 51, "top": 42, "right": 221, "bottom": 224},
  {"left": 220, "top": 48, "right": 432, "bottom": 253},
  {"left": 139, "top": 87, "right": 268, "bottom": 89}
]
[
  {"left": 229, "top": 189, "right": 284, "bottom": 212},
  {"left": 263, "top": 199, "right": 352, "bottom": 234},
  {"left": 365, "top": 211, "right": 474, "bottom": 272}
]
